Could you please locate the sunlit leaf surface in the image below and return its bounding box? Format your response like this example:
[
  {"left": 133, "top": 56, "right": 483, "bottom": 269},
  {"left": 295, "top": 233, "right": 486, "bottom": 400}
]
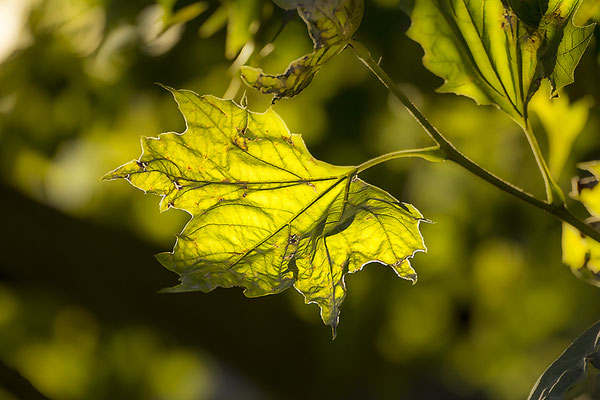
[
  {"left": 528, "top": 320, "right": 600, "bottom": 400},
  {"left": 241, "top": 0, "right": 363, "bottom": 101},
  {"left": 562, "top": 162, "right": 600, "bottom": 286},
  {"left": 104, "top": 87, "right": 426, "bottom": 333},
  {"left": 406, "top": 0, "right": 595, "bottom": 125}
]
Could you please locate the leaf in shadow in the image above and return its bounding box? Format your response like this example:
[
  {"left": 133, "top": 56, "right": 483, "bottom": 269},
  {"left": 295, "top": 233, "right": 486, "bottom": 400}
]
[{"left": 528, "top": 320, "right": 600, "bottom": 400}]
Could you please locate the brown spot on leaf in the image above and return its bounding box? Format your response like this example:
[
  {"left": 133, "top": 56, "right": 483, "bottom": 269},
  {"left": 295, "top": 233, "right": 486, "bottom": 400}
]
[
  {"left": 284, "top": 136, "right": 294, "bottom": 146},
  {"left": 232, "top": 135, "right": 248, "bottom": 151}
]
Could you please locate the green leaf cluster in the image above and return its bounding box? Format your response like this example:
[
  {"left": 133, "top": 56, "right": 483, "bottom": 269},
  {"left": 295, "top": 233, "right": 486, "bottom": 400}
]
[
  {"left": 107, "top": 0, "right": 600, "bottom": 348},
  {"left": 406, "top": 0, "right": 595, "bottom": 126}
]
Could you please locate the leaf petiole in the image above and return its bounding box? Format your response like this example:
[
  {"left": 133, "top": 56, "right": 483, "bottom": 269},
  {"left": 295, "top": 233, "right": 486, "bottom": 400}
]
[
  {"left": 522, "top": 120, "right": 566, "bottom": 206},
  {"left": 350, "top": 40, "right": 600, "bottom": 243},
  {"left": 355, "top": 146, "right": 445, "bottom": 174}
]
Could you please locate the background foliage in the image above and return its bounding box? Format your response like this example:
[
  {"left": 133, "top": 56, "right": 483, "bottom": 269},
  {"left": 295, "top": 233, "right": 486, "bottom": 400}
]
[{"left": 0, "top": 0, "right": 600, "bottom": 399}]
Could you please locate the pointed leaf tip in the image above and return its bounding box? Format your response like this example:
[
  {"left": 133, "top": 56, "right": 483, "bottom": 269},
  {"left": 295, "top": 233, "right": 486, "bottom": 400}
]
[{"left": 240, "top": 66, "right": 260, "bottom": 85}]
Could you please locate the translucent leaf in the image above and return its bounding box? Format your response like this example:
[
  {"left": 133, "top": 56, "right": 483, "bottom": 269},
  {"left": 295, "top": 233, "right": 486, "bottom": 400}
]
[
  {"left": 104, "top": 87, "right": 426, "bottom": 334},
  {"left": 528, "top": 320, "right": 600, "bottom": 400},
  {"left": 241, "top": 0, "right": 363, "bottom": 101},
  {"left": 406, "top": 0, "right": 595, "bottom": 126},
  {"left": 562, "top": 162, "right": 600, "bottom": 286},
  {"left": 530, "top": 80, "right": 593, "bottom": 179}
]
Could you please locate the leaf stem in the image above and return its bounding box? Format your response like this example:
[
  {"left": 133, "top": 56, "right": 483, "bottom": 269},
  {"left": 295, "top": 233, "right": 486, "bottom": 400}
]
[
  {"left": 355, "top": 146, "right": 445, "bottom": 173},
  {"left": 522, "top": 120, "right": 565, "bottom": 206},
  {"left": 350, "top": 40, "right": 600, "bottom": 243}
]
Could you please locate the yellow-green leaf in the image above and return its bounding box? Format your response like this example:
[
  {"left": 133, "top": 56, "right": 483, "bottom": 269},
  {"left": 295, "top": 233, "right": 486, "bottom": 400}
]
[
  {"left": 530, "top": 80, "right": 593, "bottom": 179},
  {"left": 406, "top": 0, "right": 595, "bottom": 126},
  {"left": 104, "top": 87, "right": 426, "bottom": 333},
  {"left": 241, "top": 0, "right": 363, "bottom": 101},
  {"left": 562, "top": 162, "right": 600, "bottom": 286}
]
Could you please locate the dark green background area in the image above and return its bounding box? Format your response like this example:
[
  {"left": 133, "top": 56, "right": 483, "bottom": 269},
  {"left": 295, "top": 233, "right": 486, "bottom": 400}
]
[{"left": 0, "top": 1, "right": 599, "bottom": 399}]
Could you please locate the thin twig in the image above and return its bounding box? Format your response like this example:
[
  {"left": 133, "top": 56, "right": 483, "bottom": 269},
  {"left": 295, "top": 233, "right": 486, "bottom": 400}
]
[{"left": 350, "top": 40, "right": 600, "bottom": 242}]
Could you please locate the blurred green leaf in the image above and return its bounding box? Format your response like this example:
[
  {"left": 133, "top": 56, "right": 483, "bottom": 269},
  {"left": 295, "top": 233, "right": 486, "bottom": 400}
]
[
  {"left": 196, "top": 0, "right": 261, "bottom": 59},
  {"left": 406, "top": 0, "right": 595, "bottom": 126},
  {"left": 104, "top": 87, "right": 426, "bottom": 333},
  {"left": 530, "top": 81, "right": 593, "bottom": 179},
  {"left": 241, "top": 0, "right": 363, "bottom": 101},
  {"left": 562, "top": 162, "right": 600, "bottom": 286},
  {"left": 158, "top": 0, "right": 177, "bottom": 18},
  {"left": 163, "top": 2, "right": 208, "bottom": 30},
  {"left": 198, "top": 3, "right": 228, "bottom": 38},
  {"left": 528, "top": 320, "right": 600, "bottom": 400},
  {"left": 226, "top": 0, "right": 261, "bottom": 59},
  {"left": 272, "top": 0, "right": 298, "bottom": 9},
  {"left": 575, "top": 0, "right": 600, "bottom": 24}
]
